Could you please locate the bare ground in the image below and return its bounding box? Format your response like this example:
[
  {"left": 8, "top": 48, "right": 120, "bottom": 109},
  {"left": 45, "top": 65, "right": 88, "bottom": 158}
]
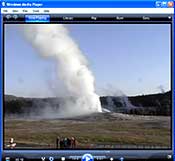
[{"left": 4, "top": 113, "right": 171, "bottom": 149}]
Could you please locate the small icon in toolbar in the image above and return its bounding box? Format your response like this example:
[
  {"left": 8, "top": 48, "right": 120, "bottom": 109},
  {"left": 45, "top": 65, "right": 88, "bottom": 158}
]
[
  {"left": 110, "top": 158, "right": 114, "bottom": 161},
  {"left": 91, "top": 16, "right": 97, "bottom": 20},
  {"left": 49, "top": 157, "right": 54, "bottom": 161},
  {"left": 82, "top": 154, "right": 94, "bottom": 161},
  {"left": 5, "top": 157, "right": 10, "bottom": 161},
  {"left": 6, "top": 15, "right": 11, "bottom": 20},
  {"left": 168, "top": 16, "right": 171, "bottom": 19},
  {"left": 167, "top": 1, "right": 174, "bottom": 7},
  {"left": 167, "top": 154, "right": 172, "bottom": 159},
  {"left": 13, "top": 15, "right": 18, "bottom": 20},
  {"left": 119, "top": 157, "right": 124, "bottom": 161},
  {"left": 161, "top": 1, "right": 167, "bottom": 7},
  {"left": 41, "top": 157, "right": 46, "bottom": 161},
  {"left": 2, "top": 2, "right": 5, "bottom": 6},
  {"left": 155, "top": 1, "right": 162, "bottom": 7}
]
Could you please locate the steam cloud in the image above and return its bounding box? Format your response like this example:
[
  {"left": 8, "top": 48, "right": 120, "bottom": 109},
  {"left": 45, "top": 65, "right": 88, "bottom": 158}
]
[{"left": 22, "top": 24, "right": 102, "bottom": 117}]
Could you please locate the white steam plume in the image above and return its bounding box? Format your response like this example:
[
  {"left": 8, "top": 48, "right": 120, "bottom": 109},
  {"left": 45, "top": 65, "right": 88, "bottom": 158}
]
[{"left": 22, "top": 24, "right": 102, "bottom": 117}]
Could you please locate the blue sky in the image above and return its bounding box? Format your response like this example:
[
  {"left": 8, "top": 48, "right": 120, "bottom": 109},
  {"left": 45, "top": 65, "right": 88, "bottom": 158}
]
[{"left": 5, "top": 24, "right": 171, "bottom": 97}]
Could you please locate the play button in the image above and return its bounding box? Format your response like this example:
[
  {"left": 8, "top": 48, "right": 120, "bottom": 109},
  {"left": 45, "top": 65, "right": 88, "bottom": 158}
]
[{"left": 82, "top": 154, "right": 94, "bottom": 161}]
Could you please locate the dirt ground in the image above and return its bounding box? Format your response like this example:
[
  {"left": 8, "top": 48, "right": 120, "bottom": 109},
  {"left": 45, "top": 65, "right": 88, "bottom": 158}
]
[{"left": 4, "top": 113, "right": 171, "bottom": 149}]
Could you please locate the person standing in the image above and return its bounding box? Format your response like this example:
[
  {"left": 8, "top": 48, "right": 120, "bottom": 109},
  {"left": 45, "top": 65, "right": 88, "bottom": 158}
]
[{"left": 56, "top": 137, "right": 60, "bottom": 149}]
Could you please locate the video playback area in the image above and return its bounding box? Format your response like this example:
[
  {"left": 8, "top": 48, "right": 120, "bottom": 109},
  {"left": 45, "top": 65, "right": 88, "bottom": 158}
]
[{"left": 2, "top": 14, "right": 173, "bottom": 161}]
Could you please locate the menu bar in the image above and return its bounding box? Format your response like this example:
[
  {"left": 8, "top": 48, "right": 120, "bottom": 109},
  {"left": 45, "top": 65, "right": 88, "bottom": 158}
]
[{"left": 1, "top": 8, "right": 174, "bottom": 14}]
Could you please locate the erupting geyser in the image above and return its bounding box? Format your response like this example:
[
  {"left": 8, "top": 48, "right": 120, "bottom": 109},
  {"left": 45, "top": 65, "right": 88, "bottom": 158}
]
[{"left": 22, "top": 24, "right": 102, "bottom": 117}]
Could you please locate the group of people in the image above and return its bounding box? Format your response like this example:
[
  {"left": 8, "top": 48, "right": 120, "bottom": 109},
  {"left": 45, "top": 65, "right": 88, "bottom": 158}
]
[{"left": 56, "top": 137, "right": 77, "bottom": 149}]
